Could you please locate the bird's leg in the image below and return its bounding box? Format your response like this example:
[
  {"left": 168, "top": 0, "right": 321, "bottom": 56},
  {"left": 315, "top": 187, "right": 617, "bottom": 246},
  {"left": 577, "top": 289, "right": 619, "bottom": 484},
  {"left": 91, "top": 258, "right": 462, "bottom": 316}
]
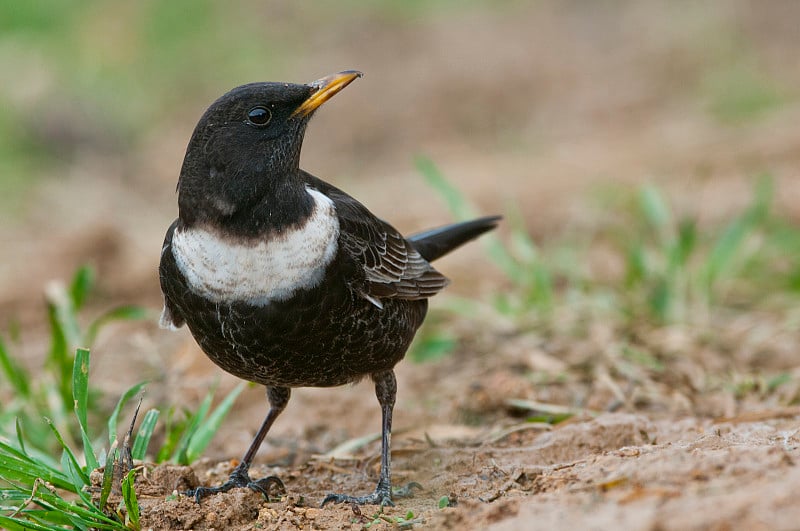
[
  {"left": 322, "top": 370, "right": 421, "bottom": 507},
  {"left": 188, "top": 386, "right": 290, "bottom": 503}
]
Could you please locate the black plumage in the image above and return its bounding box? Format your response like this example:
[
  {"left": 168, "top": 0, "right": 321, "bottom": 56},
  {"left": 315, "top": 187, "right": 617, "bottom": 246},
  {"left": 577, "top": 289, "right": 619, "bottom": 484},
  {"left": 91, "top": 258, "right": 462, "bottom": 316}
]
[{"left": 158, "top": 70, "right": 499, "bottom": 506}]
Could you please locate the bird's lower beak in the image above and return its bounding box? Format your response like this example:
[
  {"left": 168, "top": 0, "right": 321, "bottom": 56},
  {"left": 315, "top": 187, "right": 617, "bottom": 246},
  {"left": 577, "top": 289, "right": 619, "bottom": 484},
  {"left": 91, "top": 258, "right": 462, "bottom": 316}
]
[{"left": 291, "top": 70, "right": 363, "bottom": 118}]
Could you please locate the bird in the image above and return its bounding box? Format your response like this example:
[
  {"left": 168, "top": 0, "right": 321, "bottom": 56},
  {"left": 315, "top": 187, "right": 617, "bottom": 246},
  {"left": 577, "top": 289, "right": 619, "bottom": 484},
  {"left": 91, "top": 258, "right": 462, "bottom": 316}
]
[{"left": 158, "top": 70, "right": 500, "bottom": 507}]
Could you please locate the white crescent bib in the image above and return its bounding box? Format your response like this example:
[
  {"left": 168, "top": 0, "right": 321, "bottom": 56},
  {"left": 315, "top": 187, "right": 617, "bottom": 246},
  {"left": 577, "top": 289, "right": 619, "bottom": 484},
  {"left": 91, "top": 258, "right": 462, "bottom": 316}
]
[{"left": 171, "top": 187, "right": 339, "bottom": 306}]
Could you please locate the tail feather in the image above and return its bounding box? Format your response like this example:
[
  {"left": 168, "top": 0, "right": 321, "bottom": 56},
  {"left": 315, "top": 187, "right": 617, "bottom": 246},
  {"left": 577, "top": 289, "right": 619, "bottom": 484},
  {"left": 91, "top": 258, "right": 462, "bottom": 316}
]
[{"left": 408, "top": 215, "right": 501, "bottom": 262}]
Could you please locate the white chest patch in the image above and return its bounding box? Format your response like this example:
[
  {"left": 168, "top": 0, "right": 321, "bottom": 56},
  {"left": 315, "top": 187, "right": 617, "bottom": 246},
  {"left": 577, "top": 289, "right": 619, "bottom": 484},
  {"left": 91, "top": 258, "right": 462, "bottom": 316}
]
[{"left": 171, "top": 188, "right": 339, "bottom": 305}]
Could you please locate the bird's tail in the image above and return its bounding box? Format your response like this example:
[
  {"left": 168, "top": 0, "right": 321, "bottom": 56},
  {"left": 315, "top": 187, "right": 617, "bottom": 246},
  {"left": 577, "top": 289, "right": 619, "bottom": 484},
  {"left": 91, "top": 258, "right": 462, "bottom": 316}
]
[{"left": 408, "top": 215, "right": 501, "bottom": 262}]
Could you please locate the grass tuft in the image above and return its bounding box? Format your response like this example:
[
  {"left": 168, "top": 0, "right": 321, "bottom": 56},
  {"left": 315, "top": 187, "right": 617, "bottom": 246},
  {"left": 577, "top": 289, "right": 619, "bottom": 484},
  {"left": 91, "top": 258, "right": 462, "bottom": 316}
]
[
  {"left": 415, "top": 162, "right": 800, "bottom": 414},
  {"left": 416, "top": 155, "right": 554, "bottom": 322},
  {"left": 0, "top": 268, "right": 246, "bottom": 528}
]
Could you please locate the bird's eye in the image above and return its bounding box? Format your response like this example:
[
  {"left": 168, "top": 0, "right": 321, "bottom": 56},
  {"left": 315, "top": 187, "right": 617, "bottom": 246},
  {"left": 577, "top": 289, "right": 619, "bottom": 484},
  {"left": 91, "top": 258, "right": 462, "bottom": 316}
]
[{"left": 246, "top": 106, "right": 272, "bottom": 126}]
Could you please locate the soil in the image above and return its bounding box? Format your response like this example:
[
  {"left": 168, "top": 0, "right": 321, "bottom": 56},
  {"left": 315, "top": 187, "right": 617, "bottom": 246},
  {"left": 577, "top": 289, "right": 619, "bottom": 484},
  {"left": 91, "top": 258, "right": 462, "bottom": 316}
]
[
  {"left": 5, "top": 2, "right": 800, "bottom": 530},
  {"left": 92, "top": 387, "right": 800, "bottom": 530}
]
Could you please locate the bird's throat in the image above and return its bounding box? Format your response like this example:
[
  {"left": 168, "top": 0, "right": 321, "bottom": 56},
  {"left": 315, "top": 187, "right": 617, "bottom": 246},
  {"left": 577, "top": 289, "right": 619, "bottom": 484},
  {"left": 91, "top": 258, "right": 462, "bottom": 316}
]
[{"left": 198, "top": 172, "right": 317, "bottom": 238}]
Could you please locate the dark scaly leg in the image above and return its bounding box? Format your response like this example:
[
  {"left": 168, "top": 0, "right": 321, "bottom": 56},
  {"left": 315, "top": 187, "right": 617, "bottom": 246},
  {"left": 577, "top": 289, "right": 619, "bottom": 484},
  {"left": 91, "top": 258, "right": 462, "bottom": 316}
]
[
  {"left": 322, "top": 370, "right": 421, "bottom": 507},
  {"left": 189, "top": 386, "right": 290, "bottom": 503}
]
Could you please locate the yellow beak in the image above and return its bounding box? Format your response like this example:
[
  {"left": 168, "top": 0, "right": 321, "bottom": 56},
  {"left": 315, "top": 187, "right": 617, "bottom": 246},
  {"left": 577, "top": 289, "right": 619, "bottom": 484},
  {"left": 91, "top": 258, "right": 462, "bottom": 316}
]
[{"left": 291, "top": 70, "right": 363, "bottom": 118}]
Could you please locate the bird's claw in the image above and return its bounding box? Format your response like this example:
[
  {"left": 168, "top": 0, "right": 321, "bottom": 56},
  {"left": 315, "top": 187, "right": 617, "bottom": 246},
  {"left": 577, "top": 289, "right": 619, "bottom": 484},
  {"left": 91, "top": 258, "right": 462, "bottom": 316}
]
[
  {"left": 187, "top": 468, "right": 285, "bottom": 503},
  {"left": 321, "top": 491, "right": 393, "bottom": 508},
  {"left": 320, "top": 481, "right": 422, "bottom": 508}
]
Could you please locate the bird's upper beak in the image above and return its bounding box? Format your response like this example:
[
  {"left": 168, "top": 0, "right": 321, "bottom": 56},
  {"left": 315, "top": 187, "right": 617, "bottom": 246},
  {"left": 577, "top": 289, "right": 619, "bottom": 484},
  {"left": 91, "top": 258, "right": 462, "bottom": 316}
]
[{"left": 291, "top": 70, "right": 363, "bottom": 118}]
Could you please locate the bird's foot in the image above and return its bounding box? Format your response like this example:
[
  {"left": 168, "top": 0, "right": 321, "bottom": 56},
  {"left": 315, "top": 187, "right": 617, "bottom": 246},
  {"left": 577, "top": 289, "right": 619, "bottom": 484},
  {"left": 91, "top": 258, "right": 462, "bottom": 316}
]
[
  {"left": 187, "top": 465, "right": 285, "bottom": 503},
  {"left": 321, "top": 481, "right": 422, "bottom": 508}
]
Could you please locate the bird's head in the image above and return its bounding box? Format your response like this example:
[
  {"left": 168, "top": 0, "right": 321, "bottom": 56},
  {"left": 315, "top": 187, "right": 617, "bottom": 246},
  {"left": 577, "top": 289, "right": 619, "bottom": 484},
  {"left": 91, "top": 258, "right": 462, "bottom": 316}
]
[{"left": 176, "top": 70, "right": 362, "bottom": 231}]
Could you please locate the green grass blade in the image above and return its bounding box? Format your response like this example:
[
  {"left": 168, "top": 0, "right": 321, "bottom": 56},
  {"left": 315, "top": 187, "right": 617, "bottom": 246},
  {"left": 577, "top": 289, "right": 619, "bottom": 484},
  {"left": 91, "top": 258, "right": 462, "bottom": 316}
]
[
  {"left": 69, "top": 265, "right": 95, "bottom": 311},
  {"left": 47, "top": 283, "right": 82, "bottom": 352},
  {"left": 0, "top": 335, "right": 31, "bottom": 398},
  {"left": 704, "top": 175, "right": 773, "bottom": 293},
  {"left": 668, "top": 218, "right": 697, "bottom": 272},
  {"left": 155, "top": 408, "right": 184, "bottom": 463},
  {"left": 184, "top": 383, "right": 245, "bottom": 464},
  {"left": 417, "top": 156, "right": 526, "bottom": 284},
  {"left": 649, "top": 277, "right": 671, "bottom": 322},
  {"left": 121, "top": 469, "right": 140, "bottom": 529},
  {"left": 624, "top": 242, "right": 647, "bottom": 287},
  {"left": 415, "top": 155, "right": 476, "bottom": 220},
  {"left": 704, "top": 216, "right": 752, "bottom": 292},
  {"left": 72, "top": 348, "right": 90, "bottom": 431},
  {"left": 1, "top": 484, "right": 123, "bottom": 529},
  {"left": 29, "top": 509, "right": 81, "bottom": 528},
  {"left": 46, "top": 296, "right": 76, "bottom": 415},
  {"left": 530, "top": 262, "right": 554, "bottom": 311},
  {"left": 485, "top": 235, "right": 524, "bottom": 284},
  {"left": 15, "top": 417, "right": 28, "bottom": 455},
  {"left": 108, "top": 382, "right": 147, "bottom": 447},
  {"left": 0, "top": 457, "right": 72, "bottom": 492},
  {"left": 171, "top": 383, "right": 216, "bottom": 464},
  {"left": 509, "top": 226, "right": 538, "bottom": 265},
  {"left": 72, "top": 348, "right": 99, "bottom": 471},
  {"left": 506, "top": 207, "right": 554, "bottom": 310},
  {"left": 60, "top": 451, "right": 84, "bottom": 498},
  {"left": 99, "top": 444, "right": 117, "bottom": 511},
  {"left": 0, "top": 440, "right": 73, "bottom": 490},
  {"left": 0, "top": 515, "right": 60, "bottom": 531},
  {"left": 61, "top": 450, "right": 96, "bottom": 510},
  {"left": 131, "top": 409, "right": 160, "bottom": 461},
  {"left": 46, "top": 418, "right": 89, "bottom": 487},
  {"left": 638, "top": 184, "right": 671, "bottom": 231}
]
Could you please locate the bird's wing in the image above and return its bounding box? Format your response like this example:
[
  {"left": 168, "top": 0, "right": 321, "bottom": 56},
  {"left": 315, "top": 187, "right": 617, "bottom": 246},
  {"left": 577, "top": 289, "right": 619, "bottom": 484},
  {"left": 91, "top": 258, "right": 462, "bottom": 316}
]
[
  {"left": 304, "top": 173, "right": 449, "bottom": 303},
  {"left": 158, "top": 219, "right": 186, "bottom": 329},
  {"left": 338, "top": 215, "right": 450, "bottom": 301}
]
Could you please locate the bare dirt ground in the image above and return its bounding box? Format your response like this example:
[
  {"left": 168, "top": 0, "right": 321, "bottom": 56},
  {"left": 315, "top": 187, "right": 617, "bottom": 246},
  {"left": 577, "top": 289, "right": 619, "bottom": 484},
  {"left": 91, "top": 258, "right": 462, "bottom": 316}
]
[
  {"left": 4, "top": 2, "right": 800, "bottom": 529},
  {"left": 98, "top": 352, "right": 800, "bottom": 531}
]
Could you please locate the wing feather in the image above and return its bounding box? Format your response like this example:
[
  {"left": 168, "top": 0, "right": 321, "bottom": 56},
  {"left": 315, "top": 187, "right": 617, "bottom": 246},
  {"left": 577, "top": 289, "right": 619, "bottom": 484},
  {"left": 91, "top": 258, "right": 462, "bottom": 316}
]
[{"left": 303, "top": 173, "right": 449, "bottom": 303}]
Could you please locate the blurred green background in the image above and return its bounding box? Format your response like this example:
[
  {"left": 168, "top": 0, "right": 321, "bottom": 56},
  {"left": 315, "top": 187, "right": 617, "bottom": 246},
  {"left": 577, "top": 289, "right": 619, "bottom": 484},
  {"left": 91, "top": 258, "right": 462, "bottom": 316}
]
[{"left": 1, "top": 0, "right": 799, "bottom": 321}]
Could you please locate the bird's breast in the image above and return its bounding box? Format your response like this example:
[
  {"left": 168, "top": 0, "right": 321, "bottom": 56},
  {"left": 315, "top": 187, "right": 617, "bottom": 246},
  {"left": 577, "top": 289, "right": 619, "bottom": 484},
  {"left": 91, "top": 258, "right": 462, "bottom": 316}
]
[{"left": 171, "top": 188, "right": 340, "bottom": 305}]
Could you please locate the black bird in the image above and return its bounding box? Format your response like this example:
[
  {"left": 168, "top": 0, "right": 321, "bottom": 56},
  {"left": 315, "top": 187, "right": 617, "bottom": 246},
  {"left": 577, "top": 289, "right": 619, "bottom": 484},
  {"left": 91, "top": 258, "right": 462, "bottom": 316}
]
[{"left": 159, "top": 70, "right": 499, "bottom": 507}]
